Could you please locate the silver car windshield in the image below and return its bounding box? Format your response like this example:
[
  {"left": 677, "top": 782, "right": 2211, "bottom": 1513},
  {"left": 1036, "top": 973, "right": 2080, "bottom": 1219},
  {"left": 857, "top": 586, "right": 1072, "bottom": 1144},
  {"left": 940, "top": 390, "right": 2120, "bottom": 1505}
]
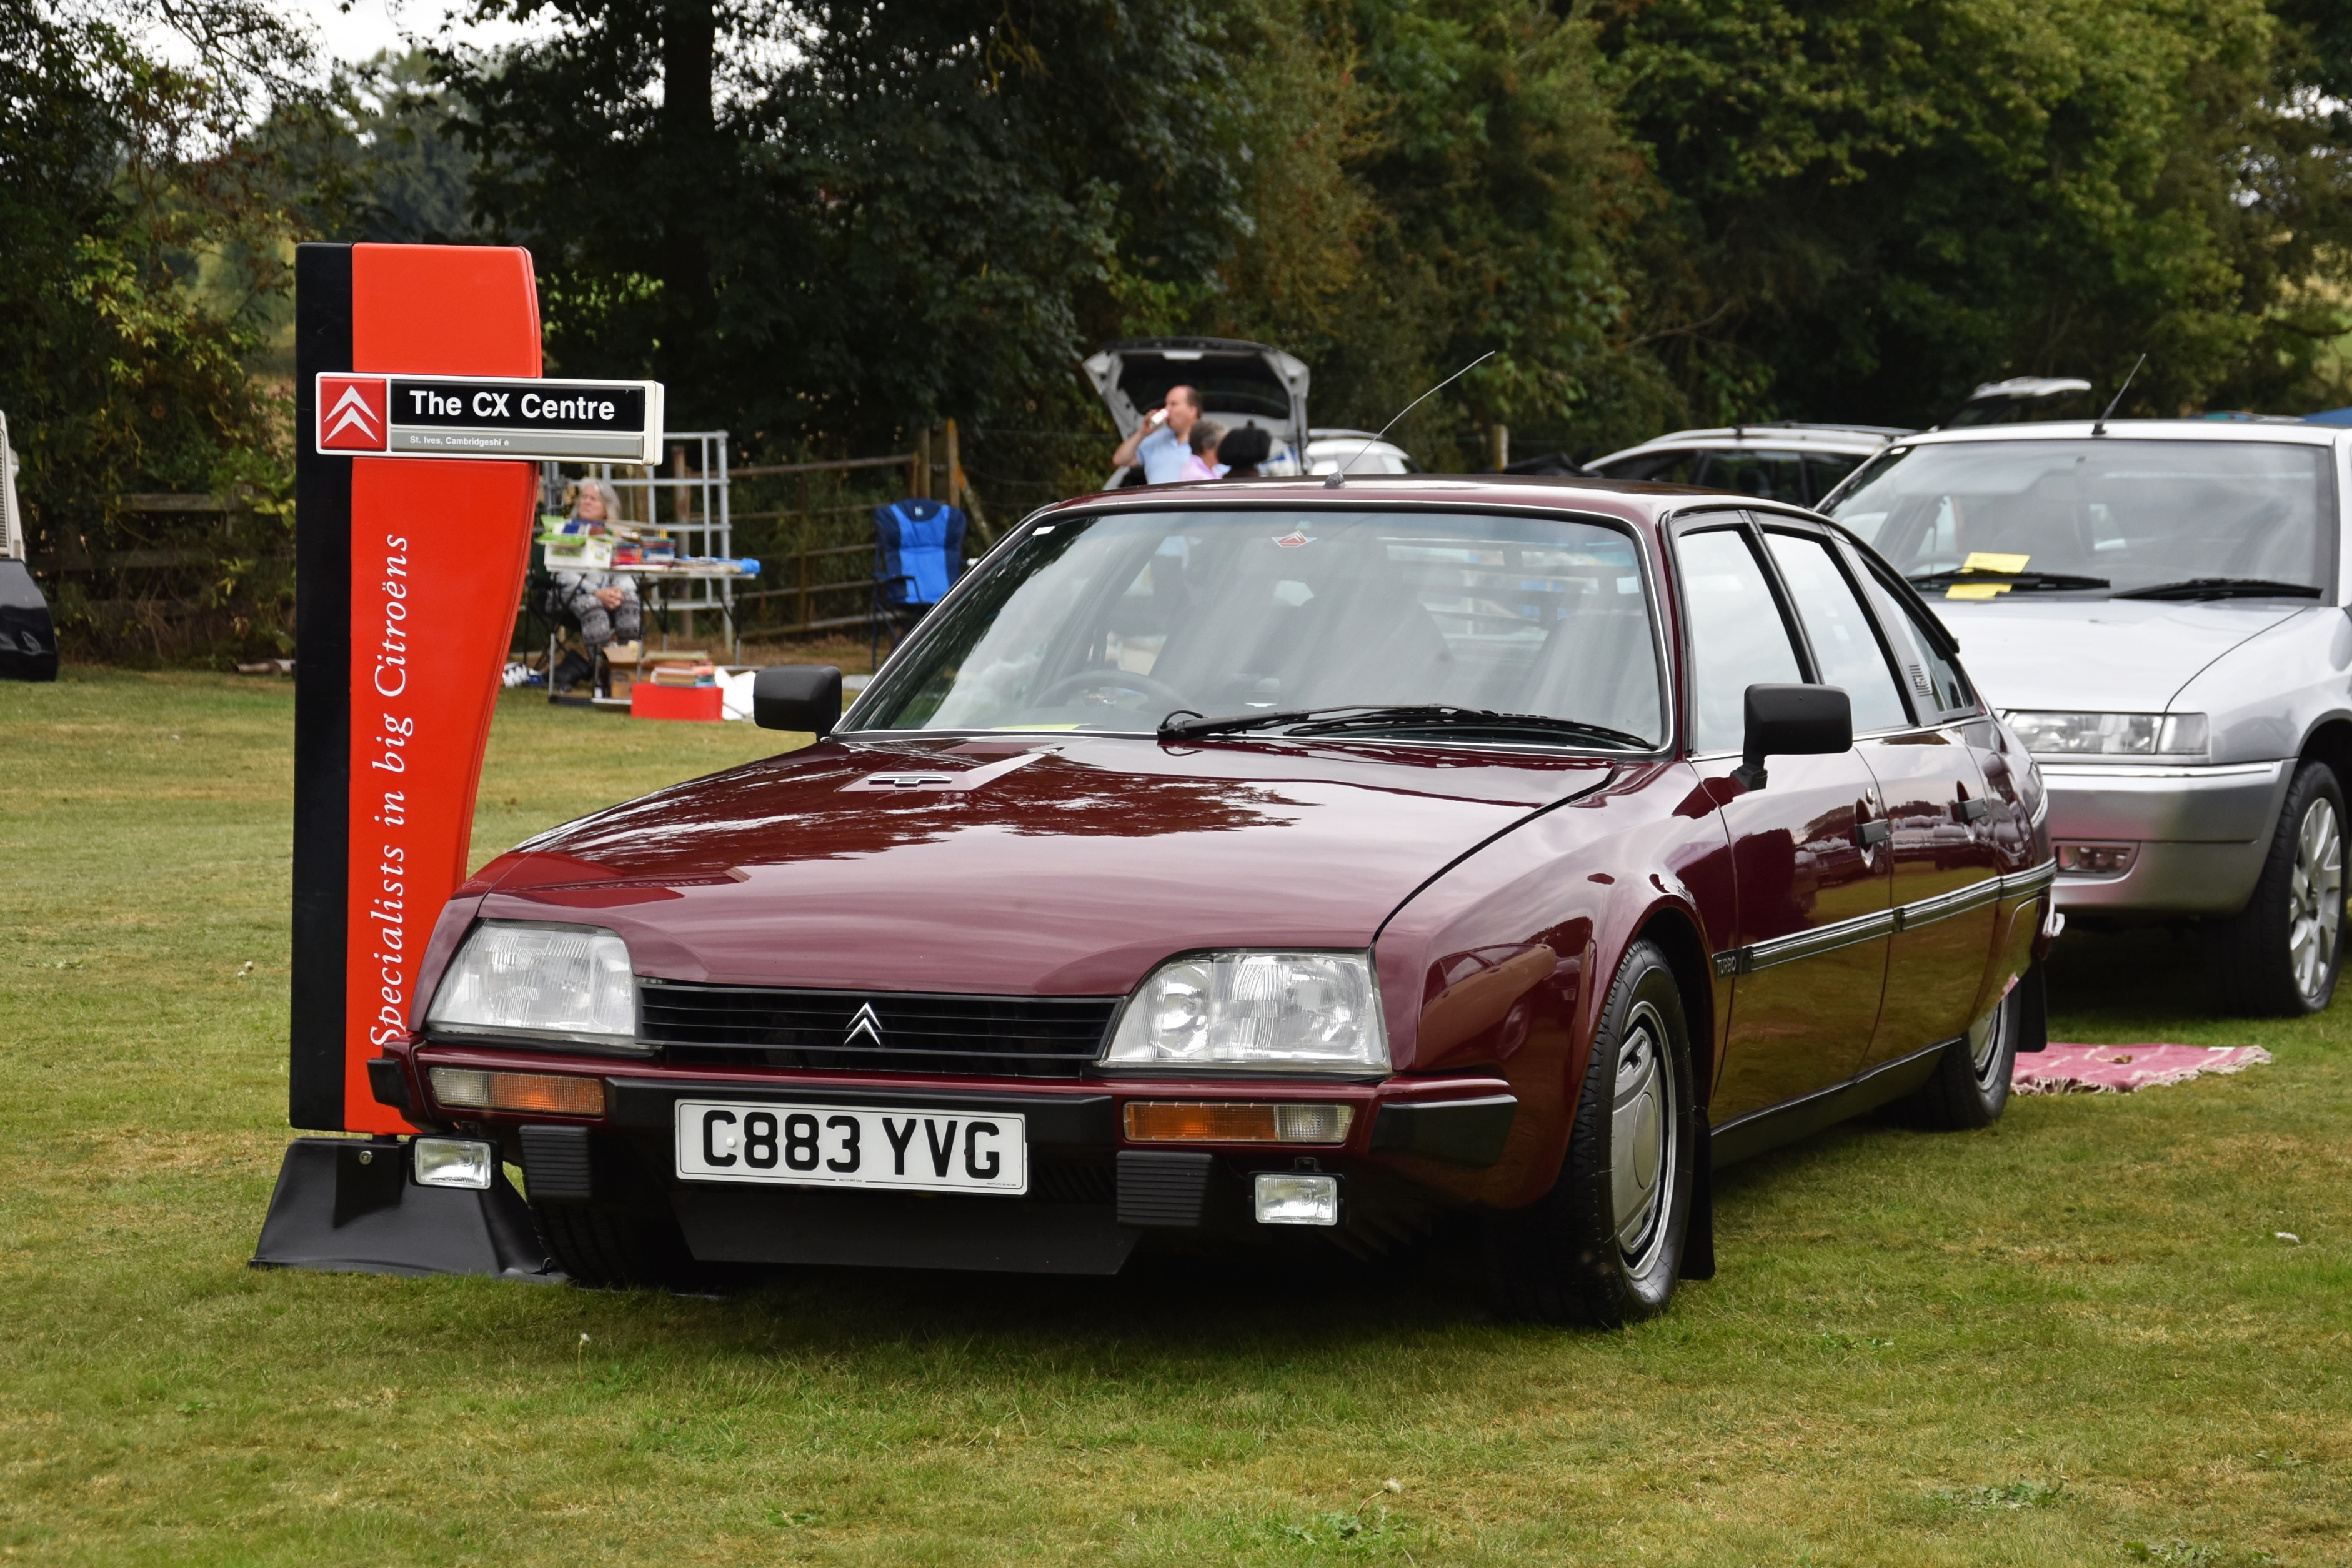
[
  {"left": 1829, "top": 439, "right": 2333, "bottom": 594},
  {"left": 853, "top": 509, "right": 1664, "bottom": 745}
]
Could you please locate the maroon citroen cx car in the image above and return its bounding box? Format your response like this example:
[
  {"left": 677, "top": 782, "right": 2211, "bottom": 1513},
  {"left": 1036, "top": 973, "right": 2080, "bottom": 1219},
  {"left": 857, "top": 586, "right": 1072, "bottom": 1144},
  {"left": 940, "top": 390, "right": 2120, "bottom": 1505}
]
[{"left": 384, "top": 476, "right": 2053, "bottom": 1325}]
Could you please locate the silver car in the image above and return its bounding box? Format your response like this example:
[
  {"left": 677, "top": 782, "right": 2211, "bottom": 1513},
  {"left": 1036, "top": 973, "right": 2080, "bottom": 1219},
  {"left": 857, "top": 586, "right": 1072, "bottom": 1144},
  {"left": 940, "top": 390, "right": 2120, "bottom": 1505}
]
[
  {"left": 1588, "top": 422, "right": 1910, "bottom": 508},
  {"left": 1824, "top": 419, "right": 2348, "bottom": 1014}
]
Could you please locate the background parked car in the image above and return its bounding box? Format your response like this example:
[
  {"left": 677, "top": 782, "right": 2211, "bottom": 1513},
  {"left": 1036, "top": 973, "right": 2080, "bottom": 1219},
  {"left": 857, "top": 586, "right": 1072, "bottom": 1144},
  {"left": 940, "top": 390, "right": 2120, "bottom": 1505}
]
[
  {"left": 1301, "top": 428, "right": 1419, "bottom": 476},
  {"left": 1823, "top": 418, "right": 2351, "bottom": 1014},
  {"left": 1941, "top": 377, "right": 2093, "bottom": 428},
  {"left": 1085, "top": 338, "right": 1310, "bottom": 485},
  {"left": 1585, "top": 423, "right": 1909, "bottom": 507}
]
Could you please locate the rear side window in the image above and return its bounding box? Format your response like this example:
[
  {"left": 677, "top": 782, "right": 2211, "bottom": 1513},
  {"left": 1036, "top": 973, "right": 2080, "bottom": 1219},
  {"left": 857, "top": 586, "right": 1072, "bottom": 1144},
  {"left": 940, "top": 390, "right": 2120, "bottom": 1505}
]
[
  {"left": 1764, "top": 532, "right": 1910, "bottom": 732},
  {"left": 1703, "top": 450, "right": 1807, "bottom": 506},
  {"left": 1600, "top": 451, "right": 1702, "bottom": 485},
  {"left": 1678, "top": 528, "right": 1803, "bottom": 752},
  {"left": 1859, "top": 565, "right": 1975, "bottom": 717},
  {"left": 1805, "top": 452, "right": 1866, "bottom": 505}
]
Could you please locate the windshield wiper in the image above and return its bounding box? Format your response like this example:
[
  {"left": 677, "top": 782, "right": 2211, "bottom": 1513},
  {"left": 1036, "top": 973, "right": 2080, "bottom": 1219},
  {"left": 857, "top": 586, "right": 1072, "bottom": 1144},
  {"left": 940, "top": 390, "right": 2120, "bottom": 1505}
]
[
  {"left": 2110, "top": 577, "right": 2321, "bottom": 602},
  {"left": 1905, "top": 567, "right": 2111, "bottom": 592},
  {"left": 1160, "top": 703, "right": 1650, "bottom": 750}
]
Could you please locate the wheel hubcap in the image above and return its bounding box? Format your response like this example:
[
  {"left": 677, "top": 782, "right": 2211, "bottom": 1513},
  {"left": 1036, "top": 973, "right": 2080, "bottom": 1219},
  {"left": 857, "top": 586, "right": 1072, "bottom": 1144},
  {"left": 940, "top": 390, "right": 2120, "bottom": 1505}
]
[
  {"left": 1608, "top": 1001, "right": 1675, "bottom": 1273},
  {"left": 1966, "top": 991, "right": 2008, "bottom": 1093},
  {"left": 2287, "top": 796, "right": 2343, "bottom": 1003}
]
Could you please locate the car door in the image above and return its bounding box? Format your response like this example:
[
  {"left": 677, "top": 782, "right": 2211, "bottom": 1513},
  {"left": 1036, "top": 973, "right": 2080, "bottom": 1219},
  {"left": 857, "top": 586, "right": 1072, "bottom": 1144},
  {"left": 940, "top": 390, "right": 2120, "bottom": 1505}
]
[
  {"left": 1674, "top": 517, "right": 1893, "bottom": 1124},
  {"left": 1857, "top": 557, "right": 2038, "bottom": 1032},
  {"left": 1760, "top": 523, "right": 2002, "bottom": 1076}
]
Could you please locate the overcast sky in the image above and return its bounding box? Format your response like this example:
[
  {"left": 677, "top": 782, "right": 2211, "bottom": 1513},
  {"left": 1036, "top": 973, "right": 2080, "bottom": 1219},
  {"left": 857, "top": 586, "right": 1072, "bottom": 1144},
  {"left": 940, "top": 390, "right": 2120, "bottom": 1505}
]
[{"left": 292, "top": 0, "right": 549, "bottom": 65}]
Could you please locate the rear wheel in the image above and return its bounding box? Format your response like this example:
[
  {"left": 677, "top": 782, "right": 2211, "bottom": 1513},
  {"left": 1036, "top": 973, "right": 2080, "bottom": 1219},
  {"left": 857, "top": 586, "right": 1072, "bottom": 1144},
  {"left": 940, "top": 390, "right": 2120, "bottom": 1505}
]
[
  {"left": 1897, "top": 983, "right": 2018, "bottom": 1131},
  {"left": 1481, "top": 940, "right": 1696, "bottom": 1327},
  {"left": 2206, "top": 762, "right": 2345, "bottom": 1016}
]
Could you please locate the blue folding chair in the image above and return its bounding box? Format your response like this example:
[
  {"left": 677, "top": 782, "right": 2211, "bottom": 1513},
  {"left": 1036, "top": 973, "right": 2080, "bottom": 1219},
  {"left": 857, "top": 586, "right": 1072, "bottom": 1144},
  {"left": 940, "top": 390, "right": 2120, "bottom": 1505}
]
[{"left": 872, "top": 498, "right": 967, "bottom": 663}]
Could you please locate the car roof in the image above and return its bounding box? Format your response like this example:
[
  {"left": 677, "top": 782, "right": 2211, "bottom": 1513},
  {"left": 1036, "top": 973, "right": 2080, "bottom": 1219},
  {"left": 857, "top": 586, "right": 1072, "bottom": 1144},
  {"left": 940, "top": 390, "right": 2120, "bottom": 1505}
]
[
  {"left": 1590, "top": 423, "right": 1911, "bottom": 467},
  {"left": 1032, "top": 472, "right": 1788, "bottom": 536},
  {"left": 1885, "top": 418, "right": 2348, "bottom": 450}
]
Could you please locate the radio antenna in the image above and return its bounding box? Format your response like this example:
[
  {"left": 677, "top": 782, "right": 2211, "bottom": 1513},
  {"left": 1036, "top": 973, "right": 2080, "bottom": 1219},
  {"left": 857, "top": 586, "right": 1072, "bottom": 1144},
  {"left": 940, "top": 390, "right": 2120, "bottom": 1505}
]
[
  {"left": 1325, "top": 350, "right": 1497, "bottom": 487},
  {"left": 2091, "top": 352, "right": 2146, "bottom": 437}
]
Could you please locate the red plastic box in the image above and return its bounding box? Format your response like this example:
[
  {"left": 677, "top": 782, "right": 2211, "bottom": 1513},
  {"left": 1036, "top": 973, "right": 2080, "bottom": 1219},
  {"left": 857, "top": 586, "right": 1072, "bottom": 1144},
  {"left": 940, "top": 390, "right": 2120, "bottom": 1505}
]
[{"left": 630, "top": 682, "right": 724, "bottom": 722}]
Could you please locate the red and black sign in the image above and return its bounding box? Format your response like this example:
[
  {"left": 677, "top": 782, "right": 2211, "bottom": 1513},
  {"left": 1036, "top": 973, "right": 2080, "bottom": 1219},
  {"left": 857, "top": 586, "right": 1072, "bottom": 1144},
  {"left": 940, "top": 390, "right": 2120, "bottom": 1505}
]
[{"left": 292, "top": 242, "right": 551, "bottom": 1134}]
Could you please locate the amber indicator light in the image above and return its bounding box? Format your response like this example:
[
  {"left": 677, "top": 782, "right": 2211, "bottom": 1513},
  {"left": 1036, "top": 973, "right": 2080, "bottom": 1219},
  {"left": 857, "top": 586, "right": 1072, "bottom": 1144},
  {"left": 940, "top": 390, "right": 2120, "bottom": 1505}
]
[
  {"left": 1123, "top": 1101, "right": 1353, "bottom": 1144},
  {"left": 428, "top": 1066, "right": 606, "bottom": 1117}
]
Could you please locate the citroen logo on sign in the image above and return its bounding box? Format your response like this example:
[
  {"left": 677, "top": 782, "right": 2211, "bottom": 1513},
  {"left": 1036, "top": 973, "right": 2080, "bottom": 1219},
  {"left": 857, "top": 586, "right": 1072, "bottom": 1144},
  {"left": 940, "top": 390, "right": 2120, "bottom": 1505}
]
[
  {"left": 316, "top": 375, "right": 389, "bottom": 452},
  {"left": 845, "top": 1002, "right": 885, "bottom": 1047}
]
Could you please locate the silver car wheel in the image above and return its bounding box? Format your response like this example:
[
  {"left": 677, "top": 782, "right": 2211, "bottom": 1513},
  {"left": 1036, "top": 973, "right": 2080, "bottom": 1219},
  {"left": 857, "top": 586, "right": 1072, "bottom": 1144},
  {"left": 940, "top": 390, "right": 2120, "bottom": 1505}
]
[
  {"left": 1609, "top": 1000, "right": 1675, "bottom": 1273},
  {"left": 2287, "top": 795, "right": 2343, "bottom": 1003}
]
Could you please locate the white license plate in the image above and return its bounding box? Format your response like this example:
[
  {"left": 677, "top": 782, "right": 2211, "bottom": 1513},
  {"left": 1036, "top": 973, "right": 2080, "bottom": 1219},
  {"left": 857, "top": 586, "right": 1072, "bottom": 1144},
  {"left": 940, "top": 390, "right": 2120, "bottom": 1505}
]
[{"left": 674, "top": 1100, "right": 1028, "bottom": 1195}]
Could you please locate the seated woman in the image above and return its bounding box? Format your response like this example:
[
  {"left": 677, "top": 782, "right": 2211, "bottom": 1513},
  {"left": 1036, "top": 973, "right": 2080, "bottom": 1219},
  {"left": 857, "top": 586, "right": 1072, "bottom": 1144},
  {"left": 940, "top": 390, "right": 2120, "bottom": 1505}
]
[{"left": 551, "top": 477, "right": 641, "bottom": 692}]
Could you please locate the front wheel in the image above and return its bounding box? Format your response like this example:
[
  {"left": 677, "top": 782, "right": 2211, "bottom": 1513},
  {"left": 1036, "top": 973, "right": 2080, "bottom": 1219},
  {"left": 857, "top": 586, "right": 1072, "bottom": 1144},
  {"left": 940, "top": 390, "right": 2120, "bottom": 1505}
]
[
  {"left": 1480, "top": 940, "right": 1697, "bottom": 1327},
  {"left": 2206, "top": 761, "right": 2346, "bottom": 1016}
]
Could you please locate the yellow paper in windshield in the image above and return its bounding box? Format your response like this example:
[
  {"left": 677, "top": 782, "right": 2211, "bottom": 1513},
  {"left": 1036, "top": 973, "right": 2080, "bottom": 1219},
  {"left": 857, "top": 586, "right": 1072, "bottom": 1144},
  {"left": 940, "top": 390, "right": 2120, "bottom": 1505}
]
[
  {"left": 1946, "top": 582, "right": 2013, "bottom": 600},
  {"left": 1961, "top": 551, "right": 2030, "bottom": 574}
]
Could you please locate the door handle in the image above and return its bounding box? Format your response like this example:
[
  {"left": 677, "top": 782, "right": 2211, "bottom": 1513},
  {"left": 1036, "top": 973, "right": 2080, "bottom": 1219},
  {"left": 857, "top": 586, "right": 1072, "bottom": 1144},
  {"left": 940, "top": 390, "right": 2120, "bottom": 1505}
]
[
  {"left": 1856, "top": 818, "right": 1892, "bottom": 848},
  {"left": 1955, "top": 797, "right": 1990, "bottom": 823}
]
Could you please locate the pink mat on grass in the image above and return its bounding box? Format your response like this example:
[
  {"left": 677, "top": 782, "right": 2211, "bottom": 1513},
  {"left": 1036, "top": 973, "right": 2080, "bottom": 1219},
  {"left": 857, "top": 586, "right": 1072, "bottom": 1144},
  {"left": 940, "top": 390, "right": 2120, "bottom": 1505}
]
[{"left": 2013, "top": 1042, "right": 2273, "bottom": 1095}]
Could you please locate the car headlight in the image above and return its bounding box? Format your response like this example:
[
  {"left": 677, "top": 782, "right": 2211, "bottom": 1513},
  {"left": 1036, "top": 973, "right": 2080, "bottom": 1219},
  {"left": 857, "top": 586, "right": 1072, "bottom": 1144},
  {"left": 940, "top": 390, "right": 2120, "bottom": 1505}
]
[
  {"left": 424, "top": 920, "right": 642, "bottom": 1051},
  {"left": 1102, "top": 951, "right": 1388, "bottom": 1073},
  {"left": 2001, "top": 710, "right": 2208, "bottom": 758}
]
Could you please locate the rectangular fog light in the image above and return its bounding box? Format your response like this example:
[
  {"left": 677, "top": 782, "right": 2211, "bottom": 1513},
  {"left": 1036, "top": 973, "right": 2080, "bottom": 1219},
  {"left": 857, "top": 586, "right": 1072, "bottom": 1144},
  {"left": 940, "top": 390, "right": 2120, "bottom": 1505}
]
[
  {"left": 412, "top": 1136, "right": 495, "bottom": 1190},
  {"left": 427, "top": 1067, "right": 605, "bottom": 1116},
  {"left": 2056, "top": 841, "right": 2138, "bottom": 878},
  {"left": 1253, "top": 1172, "right": 1340, "bottom": 1226}
]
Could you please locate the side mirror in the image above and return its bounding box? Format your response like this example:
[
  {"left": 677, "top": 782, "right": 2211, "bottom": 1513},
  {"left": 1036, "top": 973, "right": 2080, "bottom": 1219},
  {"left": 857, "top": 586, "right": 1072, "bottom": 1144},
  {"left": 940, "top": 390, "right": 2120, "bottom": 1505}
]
[
  {"left": 752, "top": 665, "right": 842, "bottom": 735},
  {"left": 1735, "top": 683, "right": 1851, "bottom": 790}
]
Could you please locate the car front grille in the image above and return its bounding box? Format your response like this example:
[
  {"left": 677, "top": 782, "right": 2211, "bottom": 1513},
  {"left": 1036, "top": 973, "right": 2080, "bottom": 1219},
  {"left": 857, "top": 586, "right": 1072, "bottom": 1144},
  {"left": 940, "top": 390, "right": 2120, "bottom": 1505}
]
[{"left": 638, "top": 982, "right": 1120, "bottom": 1079}]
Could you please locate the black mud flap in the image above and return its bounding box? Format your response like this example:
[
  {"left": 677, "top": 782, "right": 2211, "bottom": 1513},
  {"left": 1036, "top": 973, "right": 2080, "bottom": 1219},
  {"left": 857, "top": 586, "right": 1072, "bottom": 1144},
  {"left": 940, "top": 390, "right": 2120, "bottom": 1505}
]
[
  {"left": 251, "top": 1136, "right": 562, "bottom": 1281},
  {"left": 0, "top": 559, "right": 59, "bottom": 682},
  {"left": 1679, "top": 1104, "right": 1716, "bottom": 1281},
  {"left": 2013, "top": 961, "right": 2050, "bottom": 1053}
]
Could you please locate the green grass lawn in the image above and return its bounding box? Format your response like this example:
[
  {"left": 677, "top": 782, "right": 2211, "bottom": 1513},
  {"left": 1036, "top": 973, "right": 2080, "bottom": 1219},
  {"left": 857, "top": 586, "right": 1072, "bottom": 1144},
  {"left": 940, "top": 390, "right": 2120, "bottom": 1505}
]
[{"left": 1, "top": 669, "right": 2345, "bottom": 1566}]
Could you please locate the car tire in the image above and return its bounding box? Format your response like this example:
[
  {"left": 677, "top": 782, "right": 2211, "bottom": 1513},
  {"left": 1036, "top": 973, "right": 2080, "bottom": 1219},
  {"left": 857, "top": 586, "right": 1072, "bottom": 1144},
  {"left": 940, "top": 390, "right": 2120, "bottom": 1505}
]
[
  {"left": 531, "top": 1184, "right": 699, "bottom": 1290},
  {"left": 1896, "top": 982, "right": 2019, "bottom": 1131},
  {"left": 1480, "top": 940, "right": 1696, "bottom": 1327},
  {"left": 2206, "top": 761, "right": 2347, "bottom": 1017}
]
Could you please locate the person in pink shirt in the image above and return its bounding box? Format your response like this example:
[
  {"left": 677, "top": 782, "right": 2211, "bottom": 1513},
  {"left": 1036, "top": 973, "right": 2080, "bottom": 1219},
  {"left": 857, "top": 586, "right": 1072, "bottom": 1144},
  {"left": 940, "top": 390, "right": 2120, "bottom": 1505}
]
[{"left": 1180, "top": 420, "right": 1227, "bottom": 480}]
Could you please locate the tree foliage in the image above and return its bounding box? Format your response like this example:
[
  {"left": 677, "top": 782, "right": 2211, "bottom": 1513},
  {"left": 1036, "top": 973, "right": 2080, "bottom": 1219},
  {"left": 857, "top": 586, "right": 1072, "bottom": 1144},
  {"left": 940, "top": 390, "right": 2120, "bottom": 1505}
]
[
  {"left": 9, "top": 0, "right": 2352, "bottom": 665},
  {"left": 0, "top": 0, "right": 311, "bottom": 660}
]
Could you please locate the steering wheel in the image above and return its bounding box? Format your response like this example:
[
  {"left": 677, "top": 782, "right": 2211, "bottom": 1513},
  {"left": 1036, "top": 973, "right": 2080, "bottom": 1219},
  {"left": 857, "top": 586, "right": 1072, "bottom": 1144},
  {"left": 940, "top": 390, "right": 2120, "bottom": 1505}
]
[{"left": 1032, "top": 669, "right": 1190, "bottom": 712}]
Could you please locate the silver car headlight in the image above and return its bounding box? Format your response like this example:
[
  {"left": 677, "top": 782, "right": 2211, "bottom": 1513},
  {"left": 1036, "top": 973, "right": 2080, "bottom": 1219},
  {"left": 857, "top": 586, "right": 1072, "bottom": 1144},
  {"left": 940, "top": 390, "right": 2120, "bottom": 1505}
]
[
  {"left": 2001, "top": 710, "right": 2208, "bottom": 758},
  {"left": 424, "top": 920, "right": 643, "bottom": 1051},
  {"left": 1102, "top": 951, "right": 1388, "bottom": 1073}
]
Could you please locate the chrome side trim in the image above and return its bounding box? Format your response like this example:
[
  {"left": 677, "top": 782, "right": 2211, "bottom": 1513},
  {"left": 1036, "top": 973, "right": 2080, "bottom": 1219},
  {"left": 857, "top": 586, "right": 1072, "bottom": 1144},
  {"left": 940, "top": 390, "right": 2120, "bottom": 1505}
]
[
  {"left": 1712, "top": 864, "right": 2048, "bottom": 973},
  {"left": 2001, "top": 859, "right": 2058, "bottom": 898},
  {"left": 1894, "top": 877, "right": 2004, "bottom": 930},
  {"left": 1715, "top": 906, "right": 1896, "bottom": 977}
]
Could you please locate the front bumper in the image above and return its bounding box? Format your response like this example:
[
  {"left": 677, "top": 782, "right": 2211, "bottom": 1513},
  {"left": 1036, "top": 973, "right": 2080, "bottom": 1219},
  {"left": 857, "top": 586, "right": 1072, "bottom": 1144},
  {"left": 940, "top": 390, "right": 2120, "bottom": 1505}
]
[
  {"left": 382, "top": 1043, "right": 1520, "bottom": 1273},
  {"left": 2039, "top": 759, "right": 2290, "bottom": 915}
]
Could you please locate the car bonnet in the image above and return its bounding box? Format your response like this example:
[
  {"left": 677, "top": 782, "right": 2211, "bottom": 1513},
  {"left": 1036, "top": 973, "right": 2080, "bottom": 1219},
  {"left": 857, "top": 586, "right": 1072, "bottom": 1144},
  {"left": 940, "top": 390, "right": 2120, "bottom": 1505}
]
[
  {"left": 1936, "top": 596, "right": 2312, "bottom": 713},
  {"left": 466, "top": 734, "right": 1616, "bottom": 996}
]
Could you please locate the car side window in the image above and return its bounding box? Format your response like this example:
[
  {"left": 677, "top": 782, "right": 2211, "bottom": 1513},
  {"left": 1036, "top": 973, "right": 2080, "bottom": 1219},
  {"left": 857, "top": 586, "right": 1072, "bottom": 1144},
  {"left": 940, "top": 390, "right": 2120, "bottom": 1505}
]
[
  {"left": 1677, "top": 527, "right": 1804, "bottom": 753},
  {"left": 1762, "top": 532, "right": 1910, "bottom": 732},
  {"left": 1805, "top": 452, "right": 1865, "bottom": 506},
  {"left": 1602, "top": 451, "right": 1701, "bottom": 485},
  {"left": 1857, "top": 562, "right": 1976, "bottom": 717},
  {"left": 1703, "top": 449, "right": 1806, "bottom": 506}
]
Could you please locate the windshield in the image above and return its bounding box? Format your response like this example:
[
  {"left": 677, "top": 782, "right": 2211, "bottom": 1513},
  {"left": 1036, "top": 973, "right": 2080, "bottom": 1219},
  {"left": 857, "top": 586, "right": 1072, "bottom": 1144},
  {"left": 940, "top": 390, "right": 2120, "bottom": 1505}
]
[
  {"left": 852, "top": 509, "right": 1664, "bottom": 746},
  {"left": 1827, "top": 439, "right": 2333, "bottom": 595}
]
